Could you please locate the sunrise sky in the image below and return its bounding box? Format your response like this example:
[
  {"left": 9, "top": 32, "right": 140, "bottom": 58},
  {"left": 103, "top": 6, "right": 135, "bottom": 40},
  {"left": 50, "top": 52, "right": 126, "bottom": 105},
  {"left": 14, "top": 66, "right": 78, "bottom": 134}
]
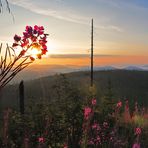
[{"left": 0, "top": 0, "right": 148, "bottom": 66}]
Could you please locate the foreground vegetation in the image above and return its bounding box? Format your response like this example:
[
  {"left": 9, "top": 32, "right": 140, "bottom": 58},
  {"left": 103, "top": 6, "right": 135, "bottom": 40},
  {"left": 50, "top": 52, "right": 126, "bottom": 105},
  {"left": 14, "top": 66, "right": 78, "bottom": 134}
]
[{"left": 0, "top": 74, "right": 148, "bottom": 147}]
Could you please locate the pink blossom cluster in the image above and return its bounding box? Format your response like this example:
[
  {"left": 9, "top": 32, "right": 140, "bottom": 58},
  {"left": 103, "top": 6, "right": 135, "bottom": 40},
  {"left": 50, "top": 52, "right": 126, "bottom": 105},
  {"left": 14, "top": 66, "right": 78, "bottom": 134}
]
[
  {"left": 103, "top": 121, "right": 109, "bottom": 129},
  {"left": 91, "top": 98, "right": 96, "bottom": 105},
  {"left": 89, "top": 136, "right": 101, "bottom": 145},
  {"left": 12, "top": 25, "right": 48, "bottom": 61},
  {"left": 84, "top": 107, "right": 92, "bottom": 120},
  {"left": 132, "top": 143, "right": 140, "bottom": 148},
  {"left": 63, "top": 144, "right": 68, "bottom": 148},
  {"left": 92, "top": 123, "right": 101, "bottom": 131},
  {"left": 135, "top": 127, "right": 141, "bottom": 135},
  {"left": 84, "top": 98, "right": 97, "bottom": 120},
  {"left": 116, "top": 101, "right": 122, "bottom": 108},
  {"left": 88, "top": 121, "right": 112, "bottom": 146},
  {"left": 38, "top": 137, "right": 44, "bottom": 143}
]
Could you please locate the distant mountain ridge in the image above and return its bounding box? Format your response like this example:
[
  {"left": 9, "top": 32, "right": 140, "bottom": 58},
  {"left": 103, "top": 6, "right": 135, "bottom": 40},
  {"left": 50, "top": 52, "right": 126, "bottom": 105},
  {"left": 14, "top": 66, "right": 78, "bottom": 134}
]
[
  {"left": 122, "top": 66, "right": 145, "bottom": 71},
  {"left": 11, "top": 64, "right": 148, "bottom": 83}
]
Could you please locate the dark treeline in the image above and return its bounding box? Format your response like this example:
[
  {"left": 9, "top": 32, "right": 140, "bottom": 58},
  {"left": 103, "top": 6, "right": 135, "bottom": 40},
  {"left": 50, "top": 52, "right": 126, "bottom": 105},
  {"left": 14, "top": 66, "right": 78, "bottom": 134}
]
[{"left": 1, "top": 70, "right": 148, "bottom": 110}]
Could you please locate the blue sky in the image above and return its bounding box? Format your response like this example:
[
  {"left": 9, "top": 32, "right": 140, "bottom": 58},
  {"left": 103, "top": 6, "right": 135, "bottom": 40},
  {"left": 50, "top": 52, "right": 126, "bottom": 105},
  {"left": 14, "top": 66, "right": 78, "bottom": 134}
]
[{"left": 0, "top": 0, "right": 148, "bottom": 56}]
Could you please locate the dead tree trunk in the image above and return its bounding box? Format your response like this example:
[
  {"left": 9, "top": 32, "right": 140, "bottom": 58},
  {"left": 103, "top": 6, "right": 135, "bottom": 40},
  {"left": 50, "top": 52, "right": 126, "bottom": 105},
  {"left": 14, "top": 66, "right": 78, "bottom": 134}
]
[{"left": 19, "top": 80, "right": 25, "bottom": 114}]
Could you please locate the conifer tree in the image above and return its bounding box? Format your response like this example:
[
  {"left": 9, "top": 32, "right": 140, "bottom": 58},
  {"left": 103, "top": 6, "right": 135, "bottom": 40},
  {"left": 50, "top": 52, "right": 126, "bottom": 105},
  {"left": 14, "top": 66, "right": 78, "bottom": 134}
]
[{"left": 102, "top": 79, "right": 115, "bottom": 117}]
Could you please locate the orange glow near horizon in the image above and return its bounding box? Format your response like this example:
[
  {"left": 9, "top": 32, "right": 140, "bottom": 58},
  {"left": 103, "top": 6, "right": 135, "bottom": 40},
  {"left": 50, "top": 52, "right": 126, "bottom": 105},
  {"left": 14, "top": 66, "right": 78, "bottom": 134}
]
[{"left": 33, "top": 55, "right": 148, "bottom": 67}]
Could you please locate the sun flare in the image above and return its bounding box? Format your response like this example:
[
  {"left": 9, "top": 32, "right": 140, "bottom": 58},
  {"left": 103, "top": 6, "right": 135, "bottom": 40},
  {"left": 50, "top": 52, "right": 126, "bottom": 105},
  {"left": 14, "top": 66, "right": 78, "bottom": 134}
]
[
  {"left": 29, "top": 40, "right": 57, "bottom": 58},
  {"left": 29, "top": 47, "right": 41, "bottom": 58}
]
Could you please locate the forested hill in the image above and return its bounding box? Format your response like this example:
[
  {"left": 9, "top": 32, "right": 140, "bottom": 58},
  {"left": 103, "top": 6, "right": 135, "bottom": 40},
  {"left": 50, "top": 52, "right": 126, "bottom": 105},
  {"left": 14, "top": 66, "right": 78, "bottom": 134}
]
[{"left": 1, "top": 70, "right": 148, "bottom": 109}]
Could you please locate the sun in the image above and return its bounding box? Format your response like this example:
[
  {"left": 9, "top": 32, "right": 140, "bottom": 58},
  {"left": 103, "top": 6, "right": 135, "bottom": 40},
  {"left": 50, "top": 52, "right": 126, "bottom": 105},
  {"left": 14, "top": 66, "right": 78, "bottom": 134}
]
[
  {"left": 26, "top": 43, "right": 42, "bottom": 59},
  {"left": 29, "top": 40, "right": 58, "bottom": 58},
  {"left": 13, "top": 39, "right": 58, "bottom": 59},
  {"left": 29, "top": 47, "right": 41, "bottom": 58}
]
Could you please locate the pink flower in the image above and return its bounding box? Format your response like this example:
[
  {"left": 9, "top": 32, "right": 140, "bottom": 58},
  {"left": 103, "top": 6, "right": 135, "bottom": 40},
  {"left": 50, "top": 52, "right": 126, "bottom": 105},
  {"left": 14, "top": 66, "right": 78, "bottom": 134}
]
[
  {"left": 84, "top": 107, "right": 92, "bottom": 120},
  {"left": 39, "top": 26, "right": 44, "bottom": 30},
  {"left": 92, "top": 123, "right": 100, "bottom": 131},
  {"left": 14, "top": 34, "right": 21, "bottom": 42},
  {"left": 132, "top": 143, "right": 140, "bottom": 148},
  {"left": 41, "top": 49, "right": 48, "bottom": 55},
  {"left": 89, "top": 140, "right": 94, "bottom": 145},
  {"left": 34, "top": 25, "right": 44, "bottom": 35},
  {"left": 135, "top": 127, "right": 141, "bottom": 135},
  {"left": 92, "top": 98, "right": 96, "bottom": 105},
  {"left": 110, "top": 137, "right": 113, "bottom": 141},
  {"left": 42, "top": 44, "right": 47, "bottom": 50},
  {"left": 23, "top": 32, "right": 30, "bottom": 38},
  {"left": 25, "top": 26, "right": 33, "bottom": 34},
  {"left": 117, "top": 101, "right": 122, "bottom": 108},
  {"left": 31, "top": 36, "right": 37, "bottom": 42},
  {"left": 92, "top": 123, "right": 97, "bottom": 129},
  {"left": 103, "top": 122, "right": 108, "bottom": 128},
  {"left": 96, "top": 136, "right": 101, "bottom": 142},
  {"left": 38, "top": 137, "right": 44, "bottom": 143},
  {"left": 38, "top": 30, "right": 44, "bottom": 35},
  {"left": 63, "top": 144, "right": 68, "bottom": 148},
  {"left": 21, "top": 39, "right": 29, "bottom": 47},
  {"left": 34, "top": 25, "right": 44, "bottom": 31},
  {"left": 34, "top": 25, "right": 39, "bottom": 31},
  {"left": 39, "top": 39, "right": 47, "bottom": 45}
]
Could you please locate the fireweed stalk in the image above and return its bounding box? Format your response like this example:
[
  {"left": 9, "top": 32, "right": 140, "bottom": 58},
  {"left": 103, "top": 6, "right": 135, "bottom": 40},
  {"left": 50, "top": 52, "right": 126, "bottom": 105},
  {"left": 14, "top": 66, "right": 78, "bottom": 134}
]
[
  {"left": 81, "top": 98, "right": 96, "bottom": 147},
  {"left": 132, "top": 127, "right": 142, "bottom": 148},
  {"left": 0, "top": 25, "right": 48, "bottom": 89},
  {"left": 81, "top": 98, "right": 112, "bottom": 147}
]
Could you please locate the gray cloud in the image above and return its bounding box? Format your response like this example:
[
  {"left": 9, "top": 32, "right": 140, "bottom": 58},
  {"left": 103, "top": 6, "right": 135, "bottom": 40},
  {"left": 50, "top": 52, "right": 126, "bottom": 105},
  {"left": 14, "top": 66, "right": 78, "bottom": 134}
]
[{"left": 49, "top": 54, "right": 121, "bottom": 59}]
